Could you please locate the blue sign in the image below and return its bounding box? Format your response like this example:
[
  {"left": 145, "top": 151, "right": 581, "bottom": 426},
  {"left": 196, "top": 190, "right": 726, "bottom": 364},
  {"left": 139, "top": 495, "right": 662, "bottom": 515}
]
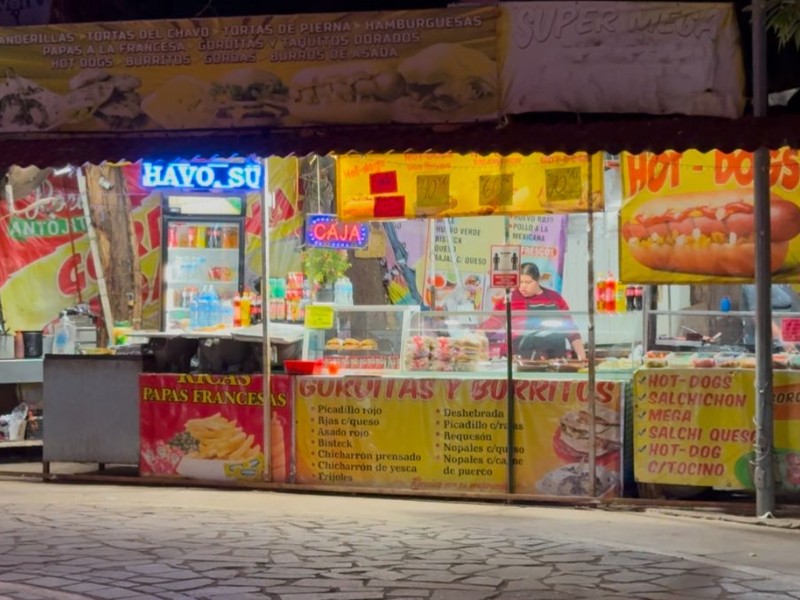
[
  {"left": 141, "top": 160, "right": 263, "bottom": 190},
  {"left": 305, "top": 214, "right": 369, "bottom": 249}
]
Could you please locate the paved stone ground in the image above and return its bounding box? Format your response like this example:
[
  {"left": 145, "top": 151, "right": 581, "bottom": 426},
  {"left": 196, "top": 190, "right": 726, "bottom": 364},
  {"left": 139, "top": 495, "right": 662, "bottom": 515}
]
[{"left": 0, "top": 482, "right": 798, "bottom": 600}]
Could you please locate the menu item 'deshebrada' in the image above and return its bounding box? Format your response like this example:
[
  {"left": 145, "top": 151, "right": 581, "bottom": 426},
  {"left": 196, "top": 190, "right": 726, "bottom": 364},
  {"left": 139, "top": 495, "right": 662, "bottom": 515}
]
[{"left": 621, "top": 191, "right": 800, "bottom": 276}]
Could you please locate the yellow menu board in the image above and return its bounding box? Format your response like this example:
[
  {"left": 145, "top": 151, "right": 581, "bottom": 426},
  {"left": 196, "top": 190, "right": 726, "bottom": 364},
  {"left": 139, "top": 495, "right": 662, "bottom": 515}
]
[
  {"left": 294, "top": 376, "right": 623, "bottom": 497},
  {"left": 337, "top": 152, "right": 604, "bottom": 221},
  {"left": 633, "top": 368, "right": 800, "bottom": 490}
]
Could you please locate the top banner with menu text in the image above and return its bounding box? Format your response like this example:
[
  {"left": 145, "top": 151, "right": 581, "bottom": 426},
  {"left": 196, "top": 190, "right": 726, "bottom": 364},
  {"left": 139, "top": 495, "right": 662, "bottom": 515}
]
[
  {"left": 620, "top": 148, "right": 800, "bottom": 283},
  {"left": 0, "top": 7, "right": 497, "bottom": 132}
]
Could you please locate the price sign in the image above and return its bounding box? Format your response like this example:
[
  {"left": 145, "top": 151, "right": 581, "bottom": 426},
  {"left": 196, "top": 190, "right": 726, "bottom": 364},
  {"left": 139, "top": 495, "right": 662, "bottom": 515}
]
[
  {"left": 545, "top": 166, "right": 582, "bottom": 203},
  {"left": 369, "top": 171, "right": 398, "bottom": 195},
  {"left": 479, "top": 174, "right": 513, "bottom": 207},
  {"left": 416, "top": 174, "right": 450, "bottom": 209},
  {"left": 304, "top": 305, "right": 335, "bottom": 330}
]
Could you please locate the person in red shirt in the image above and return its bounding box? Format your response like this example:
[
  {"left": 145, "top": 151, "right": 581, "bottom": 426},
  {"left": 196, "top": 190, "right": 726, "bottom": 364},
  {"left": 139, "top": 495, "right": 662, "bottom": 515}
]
[{"left": 485, "top": 263, "right": 586, "bottom": 360}]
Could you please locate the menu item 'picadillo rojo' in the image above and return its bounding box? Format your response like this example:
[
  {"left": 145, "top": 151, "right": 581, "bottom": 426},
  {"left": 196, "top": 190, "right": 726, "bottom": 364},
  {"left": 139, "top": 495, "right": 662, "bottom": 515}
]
[
  {"left": 621, "top": 191, "right": 800, "bottom": 276},
  {"left": 288, "top": 61, "right": 406, "bottom": 124}
]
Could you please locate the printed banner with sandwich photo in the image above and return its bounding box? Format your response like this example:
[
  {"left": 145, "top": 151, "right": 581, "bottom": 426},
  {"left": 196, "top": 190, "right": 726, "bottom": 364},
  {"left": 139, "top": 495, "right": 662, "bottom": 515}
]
[
  {"left": 0, "top": 7, "right": 497, "bottom": 133},
  {"left": 620, "top": 148, "right": 800, "bottom": 283}
]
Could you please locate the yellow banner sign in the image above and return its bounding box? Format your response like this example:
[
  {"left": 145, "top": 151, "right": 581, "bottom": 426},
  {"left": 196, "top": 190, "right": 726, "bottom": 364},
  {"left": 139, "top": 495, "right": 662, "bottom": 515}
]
[
  {"left": 633, "top": 368, "right": 800, "bottom": 490},
  {"left": 336, "top": 152, "right": 604, "bottom": 221},
  {"left": 0, "top": 7, "right": 496, "bottom": 133},
  {"left": 620, "top": 148, "right": 800, "bottom": 283},
  {"left": 294, "top": 376, "right": 622, "bottom": 497}
]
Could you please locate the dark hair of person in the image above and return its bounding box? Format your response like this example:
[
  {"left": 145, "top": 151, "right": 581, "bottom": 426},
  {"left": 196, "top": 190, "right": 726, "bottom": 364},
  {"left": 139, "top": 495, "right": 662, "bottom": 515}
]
[{"left": 520, "top": 263, "right": 540, "bottom": 280}]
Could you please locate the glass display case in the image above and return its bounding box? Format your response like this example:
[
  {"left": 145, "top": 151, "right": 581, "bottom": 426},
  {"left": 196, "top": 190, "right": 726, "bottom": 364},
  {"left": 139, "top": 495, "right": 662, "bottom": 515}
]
[
  {"left": 403, "top": 310, "right": 645, "bottom": 375},
  {"left": 301, "top": 305, "right": 419, "bottom": 372},
  {"left": 644, "top": 308, "right": 800, "bottom": 369}
]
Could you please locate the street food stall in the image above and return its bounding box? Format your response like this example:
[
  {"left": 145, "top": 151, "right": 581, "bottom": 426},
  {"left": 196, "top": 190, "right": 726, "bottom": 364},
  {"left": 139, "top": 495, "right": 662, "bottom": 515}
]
[{"left": 620, "top": 149, "right": 800, "bottom": 497}]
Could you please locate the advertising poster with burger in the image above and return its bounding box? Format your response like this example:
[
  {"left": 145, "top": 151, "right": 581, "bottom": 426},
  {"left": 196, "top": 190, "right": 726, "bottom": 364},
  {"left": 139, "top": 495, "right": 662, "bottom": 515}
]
[
  {"left": 140, "top": 374, "right": 293, "bottom": 483},
  {"left": 513, "top": 380, "right": 623, "bottom": 497},
  {"left": 0, "top": 6, "right": 497, "bottom": 133},
  {"left": 620, "top": 148, "right": 800, "bottom": 283}
]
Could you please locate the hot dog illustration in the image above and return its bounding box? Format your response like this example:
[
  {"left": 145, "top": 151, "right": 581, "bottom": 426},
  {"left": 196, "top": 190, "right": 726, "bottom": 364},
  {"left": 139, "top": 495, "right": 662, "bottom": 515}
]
[{"left": 621, "top": 191, "right": 800, "bottom": 277}]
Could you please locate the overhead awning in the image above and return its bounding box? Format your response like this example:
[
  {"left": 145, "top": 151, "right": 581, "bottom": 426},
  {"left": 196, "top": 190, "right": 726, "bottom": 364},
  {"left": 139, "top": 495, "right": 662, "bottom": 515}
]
[{"left": 3, "top": 112, "right": 800, "bottom": 171}]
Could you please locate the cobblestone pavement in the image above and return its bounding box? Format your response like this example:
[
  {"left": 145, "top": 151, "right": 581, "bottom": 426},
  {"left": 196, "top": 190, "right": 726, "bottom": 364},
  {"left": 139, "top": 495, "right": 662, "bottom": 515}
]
[{"left": 0, "top": 482, "right": 798, "bottom": 600}]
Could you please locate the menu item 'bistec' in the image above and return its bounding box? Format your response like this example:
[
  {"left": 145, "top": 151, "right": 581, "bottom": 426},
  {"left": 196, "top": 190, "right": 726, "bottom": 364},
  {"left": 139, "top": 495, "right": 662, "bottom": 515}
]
[
  {"left": 288, "top": 61, "right": 406, "bottom": 124},
  {"left": 621, "top": 191, "right": 800, "bottom": 276}
]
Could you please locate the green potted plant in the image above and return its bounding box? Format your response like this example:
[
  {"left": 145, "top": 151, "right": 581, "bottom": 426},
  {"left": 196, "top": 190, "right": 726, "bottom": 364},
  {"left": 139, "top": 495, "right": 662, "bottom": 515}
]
[{"left": 303, "top": 248, "right": 350, "bottom": 302}]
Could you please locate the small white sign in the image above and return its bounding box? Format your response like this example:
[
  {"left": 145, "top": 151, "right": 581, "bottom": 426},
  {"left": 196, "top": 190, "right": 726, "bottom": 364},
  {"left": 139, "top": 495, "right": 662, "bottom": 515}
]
[{"left": 490, "top": 245, "right": 521, "bottom": 288}]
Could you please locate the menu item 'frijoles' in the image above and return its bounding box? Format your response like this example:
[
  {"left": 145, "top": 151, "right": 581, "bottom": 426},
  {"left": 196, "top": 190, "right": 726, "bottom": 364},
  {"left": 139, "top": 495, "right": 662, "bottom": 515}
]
[
  {"left": 393, "top": 43, "right": 497, "bottom": 123},
  {"left": 621, "top": 191, "right": 800, "bottom": 277},
  {"left": 558, "top": 404, "right": 620, "bottom": 458},
  {"left": 211, "top": 67, "right": 288, "bottom": 126},
  {"left": 289, "top": 61, "right": 406, "bottom": 124}
]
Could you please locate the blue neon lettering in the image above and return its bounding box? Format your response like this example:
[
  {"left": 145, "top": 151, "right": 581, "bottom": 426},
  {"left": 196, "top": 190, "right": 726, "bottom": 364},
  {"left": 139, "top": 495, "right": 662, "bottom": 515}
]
[{"left": 140, "top": 161, "right": 263, "bottom": 190}]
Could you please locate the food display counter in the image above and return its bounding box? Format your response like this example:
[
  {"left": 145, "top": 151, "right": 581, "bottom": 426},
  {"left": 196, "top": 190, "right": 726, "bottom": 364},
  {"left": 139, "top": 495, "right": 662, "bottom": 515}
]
[
  {"left": 289, "top": 305, "right": 642, "bottom": 499},
  {"left": 633, "top": 309, "right": 800, "bottom": 494}
]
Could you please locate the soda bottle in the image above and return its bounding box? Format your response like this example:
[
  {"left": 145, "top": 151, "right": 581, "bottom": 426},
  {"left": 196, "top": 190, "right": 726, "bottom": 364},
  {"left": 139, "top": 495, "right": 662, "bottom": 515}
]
[
  {"left": 240, "top": 290, "right": 252, "bottom": 327},
  {"left": 232, "top": 292, "right": 242, "bottom": 327},
  {"left": 626, "top": 285, "right": 636, "bottom": 312},
  {"left": 634, "top": 286, "right": 644, "bottom": 311},
  {"left": 596, "top": 277, "right": 606, "bottom": 312},
  {"left": 604, "top": 273, "right": 616, "bottom": 313},
  {"left": 616, "top": 284, "right": 627, "bottom": 313}
]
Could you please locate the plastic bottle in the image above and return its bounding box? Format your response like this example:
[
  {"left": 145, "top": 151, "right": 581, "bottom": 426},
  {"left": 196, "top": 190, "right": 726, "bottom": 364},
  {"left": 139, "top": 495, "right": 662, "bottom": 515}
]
[
  {"left": 343, "top": 276, "right": 354, "bottom": 306},
  {"left": 241, "top": 290, "right": 252, "bottom": 327},
  {"left": 190, "top": 296, "right": 200, "bottom": 329},
  {"left": 626, "top": 285, "right": 636, "bottom": 312},
  {"left": 720, "top": 295, "right": 731, "bottom": 313},
  {"left": 334, "top": 277, "right": 347, "bottom": 306},
  {"left": 616, "top": 284, "right": 627, "bottom": 313},
  {"left": 634, "top": 285, "right": 644, "bottom": 311},
  {"left": 595, "top": 277, "right": 607, "bottom": 312},
  {"left": 604, "top": 273, "right": 616, "bottom": 313},
  {"left": 197, "top": 286, "right": 210, "bottom": 328},
  {"left": 52, "top": 313, "right": 76, "bottom": 354},
  {"left": 221, "top": 300, "right": 234, "bottom": 328},
  {"left": 14, "top": 331, "right": 24, "bottom": 358}
]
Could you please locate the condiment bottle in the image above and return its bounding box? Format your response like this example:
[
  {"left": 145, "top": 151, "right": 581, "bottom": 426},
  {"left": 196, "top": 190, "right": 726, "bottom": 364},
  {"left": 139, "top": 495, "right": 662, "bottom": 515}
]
[
  {"left": 240, "top": 290, "right": 252, "bottom": 327},
  {"left": 604, "top": 273, "right": 616, "bottom": 313}
]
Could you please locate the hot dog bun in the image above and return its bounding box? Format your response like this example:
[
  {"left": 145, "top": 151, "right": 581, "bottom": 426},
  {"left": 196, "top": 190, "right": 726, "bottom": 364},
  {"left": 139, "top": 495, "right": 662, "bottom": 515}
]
[{"left": 621, "top": 190, "right": 800, "bottom": 277}]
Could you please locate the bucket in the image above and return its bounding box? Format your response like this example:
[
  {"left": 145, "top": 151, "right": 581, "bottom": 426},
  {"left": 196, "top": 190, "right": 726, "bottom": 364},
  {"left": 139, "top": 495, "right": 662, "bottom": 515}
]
[{"left": 22, "top": 331, "right": 43, "bottom": 358}]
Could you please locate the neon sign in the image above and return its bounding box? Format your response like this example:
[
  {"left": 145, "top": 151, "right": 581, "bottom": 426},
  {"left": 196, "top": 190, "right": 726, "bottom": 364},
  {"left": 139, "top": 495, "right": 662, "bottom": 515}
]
[
  {"left": 141, "top": 161, "right": 263, "bottom": 190},
  {"left": 305, "top": 214, "right": 369, "bottom": 249}
]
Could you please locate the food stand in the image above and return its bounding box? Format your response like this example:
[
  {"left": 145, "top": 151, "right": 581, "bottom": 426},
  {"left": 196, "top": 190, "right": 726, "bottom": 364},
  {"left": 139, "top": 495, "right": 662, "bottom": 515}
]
[{"left": 620, "top": 149, "right": 800, "bottom": 498}]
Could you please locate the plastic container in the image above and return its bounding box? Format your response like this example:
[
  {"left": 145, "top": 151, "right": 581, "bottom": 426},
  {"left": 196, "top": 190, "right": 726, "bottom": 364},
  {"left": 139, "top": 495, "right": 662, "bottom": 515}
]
[
  {"left": 52, "top": 315, "right": 76, "bottom": 354},
  {"left": 284, "top": 359, "right": 324, "bottom": 375}
]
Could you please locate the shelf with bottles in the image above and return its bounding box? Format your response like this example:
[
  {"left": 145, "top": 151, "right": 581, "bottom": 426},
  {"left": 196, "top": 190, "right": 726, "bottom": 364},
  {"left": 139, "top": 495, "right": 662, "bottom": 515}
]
[
  {"left": 167, "top": 223, "right": 240, "bottom": 250},
  {"left": 594, "top": 272, "right": 645, "bottom": 314}
]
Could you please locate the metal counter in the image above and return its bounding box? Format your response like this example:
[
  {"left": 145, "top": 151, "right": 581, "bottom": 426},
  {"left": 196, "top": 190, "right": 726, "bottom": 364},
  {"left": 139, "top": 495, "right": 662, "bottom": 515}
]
[
  {"left": 43, "top": 355, "right": 142, "bottom": 467},
  {"left": 0, "top": 358, "right": 43, "bottom": 384}
]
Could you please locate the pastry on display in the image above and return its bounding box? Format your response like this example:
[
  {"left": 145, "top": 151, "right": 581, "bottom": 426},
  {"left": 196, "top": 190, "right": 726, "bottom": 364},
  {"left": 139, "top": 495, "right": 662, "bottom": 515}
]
[
  {"left": 359, "top": 338, "right": 378, "bottom": 350},
  {"left": 405, "top": 335, "right": 435, "bottom": 371}
]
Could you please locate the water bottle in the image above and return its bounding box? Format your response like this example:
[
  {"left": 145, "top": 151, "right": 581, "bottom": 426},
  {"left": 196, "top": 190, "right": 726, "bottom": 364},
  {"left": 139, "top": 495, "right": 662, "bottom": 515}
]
[
  {"left": 343, "top": 276, "right": 354, "bottom": 306},
  {"left": 720, "top": 295, "right": 731, "bottom": 313},
  {"left": 189, "top": 297, "right": 200, "bottom": 329},
  {"left": 208, "top": 285, "right": 220, "bottom": 326},
  {"left": 197, "top": 286, "right": 210, "bottom": 328},
  {"left": 334, "top": 277, "right": 347, "bottom": 306}
]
